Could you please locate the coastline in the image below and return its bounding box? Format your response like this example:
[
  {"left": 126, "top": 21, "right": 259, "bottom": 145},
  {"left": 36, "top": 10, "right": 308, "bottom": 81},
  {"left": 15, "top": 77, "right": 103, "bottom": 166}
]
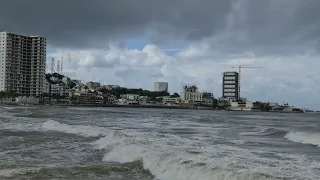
[{"left": 1, "top": 102, "right": 319, "bottom": 114}]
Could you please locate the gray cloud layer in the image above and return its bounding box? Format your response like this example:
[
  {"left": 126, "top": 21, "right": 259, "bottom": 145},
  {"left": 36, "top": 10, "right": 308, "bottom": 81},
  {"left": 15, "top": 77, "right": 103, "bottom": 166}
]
[{"left": 1, "top": 0, "right": 320, "bottom": 54}]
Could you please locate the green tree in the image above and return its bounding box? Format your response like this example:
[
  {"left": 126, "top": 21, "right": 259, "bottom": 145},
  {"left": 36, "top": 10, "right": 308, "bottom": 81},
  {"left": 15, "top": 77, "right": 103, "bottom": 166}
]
[
  {"left": 170, "top": 92, "right": 180, "bottom": 97},
  {"left": 99, "top": 87, "right": 170, "bottom": 98},
  {"left": 0, "top": 91, "right": 18, "bottom": 98}
]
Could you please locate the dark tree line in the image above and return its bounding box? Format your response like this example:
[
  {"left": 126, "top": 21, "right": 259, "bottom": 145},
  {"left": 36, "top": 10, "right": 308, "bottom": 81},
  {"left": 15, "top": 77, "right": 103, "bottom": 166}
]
[
  {"left": 99, "top": 87, "right": 179, "bottom": 98},
  {"left": 0, "top": 91, "right": 18, "bottom": 98},
  {"left": 253, "top": 101, "right": 272, "bottom": 111}
]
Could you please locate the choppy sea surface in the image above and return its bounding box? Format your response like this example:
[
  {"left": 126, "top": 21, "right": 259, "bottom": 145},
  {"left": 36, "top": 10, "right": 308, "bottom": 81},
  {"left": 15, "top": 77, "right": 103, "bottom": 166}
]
[{"left": 0, "top": 106, "right": 320, "bottom": 180}]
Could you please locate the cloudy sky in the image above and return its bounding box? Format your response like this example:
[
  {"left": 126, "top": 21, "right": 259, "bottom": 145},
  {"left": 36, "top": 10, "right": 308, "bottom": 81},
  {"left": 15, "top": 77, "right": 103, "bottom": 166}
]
[{"left": 1, "top": 0, "right": 320, "bottom": 109}]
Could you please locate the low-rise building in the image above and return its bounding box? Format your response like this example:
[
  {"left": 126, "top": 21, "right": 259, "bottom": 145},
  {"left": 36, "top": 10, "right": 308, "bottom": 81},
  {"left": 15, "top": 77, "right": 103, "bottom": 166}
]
[
  {"left": 74, "top": 92, "right": 104, "bottom": 105},
  {"left": 163, "top": 97, "right": 181, "bottom": 104},
  {"left": 43, "top": 81, "right": 70, "bottom": 97},
  {"left": 201, "top": 92, "right": 214, "bottom": 105},
  {"left": 120, "top": 94, "right": 140, "bottom": 100},
  {"left": 15, "top": 96, "right": 40, "bottom": 104},
  {"left": 230, "top": 101, "right": 253, "bottom": 111}
]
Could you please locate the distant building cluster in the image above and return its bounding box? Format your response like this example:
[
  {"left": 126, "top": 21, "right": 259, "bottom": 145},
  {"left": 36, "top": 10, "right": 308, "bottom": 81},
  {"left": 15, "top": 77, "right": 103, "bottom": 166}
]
[{"left": 0, "top": 31, "right": 315, "bottom": 112}]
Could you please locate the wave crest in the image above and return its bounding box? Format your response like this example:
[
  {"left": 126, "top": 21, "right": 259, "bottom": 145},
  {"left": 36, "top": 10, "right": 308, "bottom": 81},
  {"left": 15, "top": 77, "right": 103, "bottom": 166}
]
[
  {"left": 285, "top": 131, "right": 320, "bottom": 147},
  {"left": 41, "top": 120, "right": 109, "bottom": 137}
]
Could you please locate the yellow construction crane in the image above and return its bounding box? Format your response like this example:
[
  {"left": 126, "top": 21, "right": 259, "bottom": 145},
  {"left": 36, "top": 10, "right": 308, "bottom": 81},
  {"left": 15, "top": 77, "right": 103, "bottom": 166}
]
[{"left": 231, "top": 65, "right": 261, "bottom": 100}]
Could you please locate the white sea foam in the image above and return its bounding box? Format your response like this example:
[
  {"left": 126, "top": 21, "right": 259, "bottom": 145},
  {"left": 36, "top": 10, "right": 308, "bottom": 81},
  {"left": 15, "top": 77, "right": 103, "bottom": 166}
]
[
  {"left": 0, "top": 168, "right": 39, "bottom": 177},
  {"left": 41, "top": 120, "right": 109, "bottom": 137},
  {"left": 91, "top": 128, "right": 320, "bottom": 180},
  {"left": 2, "top": 106, "right": 16, "bottom": 110},
  {"left": 285, "top": 131, "right": 320, "bottom": 147},
  {"left": 21, "top": 120, "right": 319, "bottom": 180}
]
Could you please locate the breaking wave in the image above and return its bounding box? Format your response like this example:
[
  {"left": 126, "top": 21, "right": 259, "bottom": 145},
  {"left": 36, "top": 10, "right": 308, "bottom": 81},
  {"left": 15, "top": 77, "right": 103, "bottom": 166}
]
[
  {"left": 240, "top": 128, "right": 287, "bottom": 138},
  {"left": 285, "top": 131, "right": 320, "bottom": 147},
  {"left": 20, "top": 120, "right": 320, "bottom": 180},
  {"left": 90, "top": 129, "right": 318, "bottom": 180},
  {"left": 41, "top": 120, "right": 110, "bottom": 137}
]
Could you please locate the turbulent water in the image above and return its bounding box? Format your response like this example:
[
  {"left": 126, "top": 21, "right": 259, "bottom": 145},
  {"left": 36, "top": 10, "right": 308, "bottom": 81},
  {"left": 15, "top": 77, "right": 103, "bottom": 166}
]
[{"left": 0, "top": 106, "right": 320, "bottom": 180}]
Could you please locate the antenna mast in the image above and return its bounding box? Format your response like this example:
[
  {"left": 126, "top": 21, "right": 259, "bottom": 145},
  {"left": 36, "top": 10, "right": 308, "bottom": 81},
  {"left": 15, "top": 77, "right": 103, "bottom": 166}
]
[
  {"left": 57, "top": 59, "right": 60, "bottom": 74},
  {"left": 61, "top": 57, "right": 63, "bottom": 74}
]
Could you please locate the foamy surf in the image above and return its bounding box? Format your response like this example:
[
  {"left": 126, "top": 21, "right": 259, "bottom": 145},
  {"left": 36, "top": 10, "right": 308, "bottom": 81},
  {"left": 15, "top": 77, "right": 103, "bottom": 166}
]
[
  {"left": 39, "top": 120, "right": 319, "bottom": 180},
  {"left": 91, "top": 128, "right": 319, "bottom": 180},
  {"left": 100, "top": 143, "right": 291, "bottom": 180},
  {"left": 0, "top": 168, "right": 39, "bottom": 177},
  {"left": 2, "top": 106, "right": 15, "bottom": 110},
  {"left": 285, "top": 131, "right": 320, "bottom": 147},
  {"left": 2, "top": 107, "right": 319, "bottom": 180},
  {"left": 41, "top": 120, "right": 110, "bottom": 137}
]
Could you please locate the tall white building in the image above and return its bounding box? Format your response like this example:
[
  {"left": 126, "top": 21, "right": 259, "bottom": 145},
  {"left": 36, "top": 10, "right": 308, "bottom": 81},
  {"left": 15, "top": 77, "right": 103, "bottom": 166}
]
[
  {"left": 0, "top": 31, "right": 46, "bottom": 96},
  {"left": 154, "top": 81, "right": 168, "bottom": 92}
]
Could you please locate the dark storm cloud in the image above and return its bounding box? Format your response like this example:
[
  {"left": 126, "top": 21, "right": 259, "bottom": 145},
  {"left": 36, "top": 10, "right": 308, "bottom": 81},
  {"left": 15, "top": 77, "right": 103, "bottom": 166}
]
[
  {"left": 0, "top": 0, "right": 232, "bottom": 48},
  {"left": 1, "top": 0, "right": 320, "bottom": 54}
]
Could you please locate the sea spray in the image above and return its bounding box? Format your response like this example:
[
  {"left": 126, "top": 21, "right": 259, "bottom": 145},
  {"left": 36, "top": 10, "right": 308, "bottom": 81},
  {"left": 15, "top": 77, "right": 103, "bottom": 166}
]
[{"left": 285, "top": 131, "right": 320, "bottom": 147}]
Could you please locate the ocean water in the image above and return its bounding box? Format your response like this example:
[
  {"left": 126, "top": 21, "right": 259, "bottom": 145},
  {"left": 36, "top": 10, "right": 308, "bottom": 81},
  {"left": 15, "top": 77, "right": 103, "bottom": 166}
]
[{"left": 0, "top": 106, "right": 320, "bottom": 180}]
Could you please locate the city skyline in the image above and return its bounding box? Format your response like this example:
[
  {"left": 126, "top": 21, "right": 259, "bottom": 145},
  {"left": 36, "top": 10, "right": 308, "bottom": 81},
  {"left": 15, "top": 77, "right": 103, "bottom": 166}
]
[{"left": 1, "top": 1, "right": 320, "bottom": 109}]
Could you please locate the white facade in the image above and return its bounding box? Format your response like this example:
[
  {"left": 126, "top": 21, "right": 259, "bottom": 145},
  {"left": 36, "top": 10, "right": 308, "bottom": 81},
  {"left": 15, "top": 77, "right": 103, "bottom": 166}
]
[
  {"left": 230, "top": 101, "right": 253, "bottom": 111},
  {"left": 0, "top": 31, "right": 46, "bottom": 96},
  {"left": 15, "top": 96, "right": 40, "bottom": 104},
  {"left": 163, "top": 97, "right": 181, "bottom": 104},
  {"left": 0, "top": 32, "right": 7, "bottom": 91},
  {"left": 180, "top": 92, "right": 203, "bottom": 102},
  {"left": 154, "top": 82, "right": 168, "bottom": 92},
  {"left": 180, "top": 85, "right": 203, "bottom": 102},
  {"left": 43, "top": 81, "right": 70, "bottom": 97},
  {"left": 120, "top": 94, "right": 140, "bottom": 100}
]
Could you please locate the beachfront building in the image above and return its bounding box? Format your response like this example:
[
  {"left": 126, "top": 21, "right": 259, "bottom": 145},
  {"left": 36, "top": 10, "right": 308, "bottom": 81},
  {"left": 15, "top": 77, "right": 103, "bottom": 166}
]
[
  {"left": 0, "top": 31, "right": 46, "bottom": 96},
  {"left": 230, "top": 101, "right": 254, "bottom": 111},
  {"left": 222, "top": 71, "right": 240, "bottom": 101},
  {"left": 120, "top": 94, "right": 140, "bottom": 100},
  {"left": 154, "top": 81, "right": 168, "bottom": 92},
  {"left": 180, "top": 85, "right": 203, "bottom": 103},
  {"left": 163, "top": 97, "right": 181, "bottom": 104},
  {"left": 43, "top": 81, "right": 70, "bottom": 97}
]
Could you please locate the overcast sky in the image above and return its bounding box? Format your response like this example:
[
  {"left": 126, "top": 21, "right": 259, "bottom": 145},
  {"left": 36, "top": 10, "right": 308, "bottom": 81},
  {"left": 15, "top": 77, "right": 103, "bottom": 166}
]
[{"left": 1, "top": 0, "right": 320, "bottom": 109}]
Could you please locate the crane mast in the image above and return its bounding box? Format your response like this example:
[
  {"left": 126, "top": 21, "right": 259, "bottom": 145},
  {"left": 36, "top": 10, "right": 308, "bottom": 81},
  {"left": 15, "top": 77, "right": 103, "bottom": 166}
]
[{"left": 231, "top": 65, "right": 261, "bottom": 101}]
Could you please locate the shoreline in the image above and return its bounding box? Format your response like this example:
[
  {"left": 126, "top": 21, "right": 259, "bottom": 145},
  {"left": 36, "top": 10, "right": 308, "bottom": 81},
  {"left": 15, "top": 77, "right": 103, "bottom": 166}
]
[{"left": 1, "top": 103, "right": 319, "bottom": 114}]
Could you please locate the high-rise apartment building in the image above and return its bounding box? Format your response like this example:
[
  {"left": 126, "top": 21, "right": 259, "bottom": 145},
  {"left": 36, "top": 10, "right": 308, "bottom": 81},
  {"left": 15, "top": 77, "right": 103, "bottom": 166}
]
[
  {"left": 0, "top": 31, "right": 46, "bottom": 96},
  {"left": 222, "top": 71, "right": 240, "bottom": 100},
  {"left": 154, "top": 81, "right": 168, "bottom": 92}
]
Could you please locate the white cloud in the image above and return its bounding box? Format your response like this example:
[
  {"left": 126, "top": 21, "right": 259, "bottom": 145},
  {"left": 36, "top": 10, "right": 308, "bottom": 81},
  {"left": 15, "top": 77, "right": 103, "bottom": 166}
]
[{"left": 48, "top": 42, "right": 320, "bottom": 109}]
